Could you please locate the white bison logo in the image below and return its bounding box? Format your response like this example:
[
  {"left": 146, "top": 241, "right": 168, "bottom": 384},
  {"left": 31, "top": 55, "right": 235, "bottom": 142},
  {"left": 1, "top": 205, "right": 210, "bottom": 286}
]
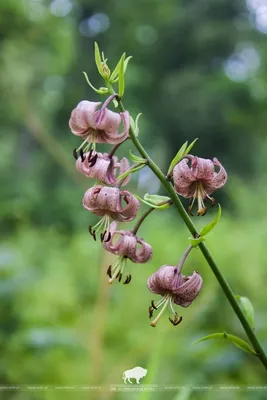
[{"left": 122, "top": 366, "right": 147, "bottom": 384}]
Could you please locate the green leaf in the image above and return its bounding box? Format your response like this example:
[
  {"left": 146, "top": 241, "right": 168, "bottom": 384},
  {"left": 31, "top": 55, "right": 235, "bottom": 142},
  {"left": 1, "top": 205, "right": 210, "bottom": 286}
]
[
  {"left": 116, "top": 163, "right": 145, "bottom": 181},
  {"left": 199, "top": 204, "right": 222, "bottom": 237},
  {"left": 167, "top": 141, "right": 188, "bottom": 178},
  {"left": 82, "top": 72, "right": 108, "bottom": 94},
  {"left": 134, "top": 113, "right": 142, "bottom": 137},
  {"left": 94, "top": 42, "right": 105, "bottom": 78},
  {"left": 110, "top": 53, "right": 126, "bottom": 82},
  {"left": 118, "top": 53, "right": 126, "bottom": 98},
  {"left": 129, "top": 150, "right": 146, "bottom": 163},
  {"left": 135, "top": 194, "right": 171, "bottom": 209},
  {"left": 167, "top": 138, "right": 198, "bottom": 178},
  {"left": 123, "top": 56, "right": 132, "bottom": 73},
  {"left": 185, "top": 138, "right": 198, "bottom": 154},
  {"left": 235, "top": 296, "right": 255, "bottom": 330},
  {"left": 194, "top": 332, "right": 257, "bottom": 355},
  {"left": 190, "top": 236, "right": 205, "bottom": 247}
]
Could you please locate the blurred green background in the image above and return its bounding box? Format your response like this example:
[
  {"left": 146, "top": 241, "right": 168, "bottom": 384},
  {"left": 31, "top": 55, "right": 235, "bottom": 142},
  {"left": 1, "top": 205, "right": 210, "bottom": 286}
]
[{"left": 1, "top": 0, "right": 267, "bottom": 399}]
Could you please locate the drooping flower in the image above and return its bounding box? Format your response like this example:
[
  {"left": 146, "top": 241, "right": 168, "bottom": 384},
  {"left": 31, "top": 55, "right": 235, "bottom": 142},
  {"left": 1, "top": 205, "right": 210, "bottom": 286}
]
[
  {"left": 102, "top": 222, "right": 153, "bottom": 284},
  {"left": 69, "top": 97, "right": 130, "bottom": 152},
  {"left": 147, "top": 264, "right": 203, "bottom": 327},
  {"left": 173, "top": 155, "right": 227, "bottom": 215},
  {"left": 75, "top": 151, "right": 131, "bottom": 187},
  {"left": 83, "top": 185, "right": 140, "bottom": 241}
]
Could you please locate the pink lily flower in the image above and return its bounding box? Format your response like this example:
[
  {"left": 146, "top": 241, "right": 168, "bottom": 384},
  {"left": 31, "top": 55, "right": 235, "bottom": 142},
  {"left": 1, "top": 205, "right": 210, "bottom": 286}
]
[
  {"left": 83, "top": 185, "right": 140, "bottom": 241},
  {"left": 173, "top": 155, "right": 227, "bottom": 215},
  {"left": 76, "top": 151, "right": 131, "bottom": 187},
  {"left": 69, "top": 98, "right": 130, "bottom": 152},
  {"left": 103, "top": 222, "right": 153, "bottom": 284},
  {"left": 147, "top": 264, "right": 203, "bottom": 327}
]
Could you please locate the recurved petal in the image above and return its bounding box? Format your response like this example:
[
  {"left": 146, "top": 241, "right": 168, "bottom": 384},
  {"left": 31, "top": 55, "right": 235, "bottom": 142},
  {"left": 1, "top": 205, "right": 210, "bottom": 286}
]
[
  {"left": 96, "top": 108, "right": 122, "bottom": 134},
  {"left": 116, "top": 190, "right": 140, "bottom": 222},
  {"left": 102, "top": 111, "right": 130, "bottom": 145},
  {"left": 82, "top": 185, "right": 102, "bottom": 211},
  {"left": 210, "top": 158, "right": 227, "bottom": 189},
  {"left": 102, "top": 228, "right": 125, "bottom": 254},
  {"left": 147, "top": 265, "right": 176, "bottom": 295},
  {"left": 95, "top": 186, "right": 121, "bottom": 212},
  {"left": 173, "top": 271, "right": 203, "bottom": 307},
  {"left": 69, "top": 100, "right": 101, "bottom": 135},
  {"left": 173, "top": 159, "right": 196, "bottom": 192},
  {"left": 191, "top": 157, "right": 215, "bottom": 181},
  {"left": 115, "top": 157, "right": 131, "bottom": 187},
  {"left": 131, "top": 238, "right": 153, "bottom": 263}
]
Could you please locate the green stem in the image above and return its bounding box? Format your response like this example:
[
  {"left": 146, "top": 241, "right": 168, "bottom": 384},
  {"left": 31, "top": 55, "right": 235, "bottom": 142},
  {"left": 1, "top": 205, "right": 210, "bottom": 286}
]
[{"left": 113, "top": 92, "right": 267, "bottom": 370}]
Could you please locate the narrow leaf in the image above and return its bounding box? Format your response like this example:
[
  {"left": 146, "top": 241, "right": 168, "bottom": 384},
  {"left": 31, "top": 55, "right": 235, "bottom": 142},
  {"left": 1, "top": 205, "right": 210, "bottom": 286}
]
[
  {"left": 167, "top": 141, "right": 188, "bottom": 178},
  {"left": 194, "top": 332, "right": 257, "bottom": 355},
  {"left": 118, "top": 53, "right": 126, "bottom": 98},
  {"left": 116, "top": 163, "right": 145, "bottom": 181},
  {"left": 124, "top": 56, "right": 132, "bottom": 73},
  {"left": 134, "top": 113, "right": 142, "bottom": 137},
  {"left": 135, "top": 194, "right": 171, "bottom": 209},
  {"left": 129, "top": 150, "right": 146, "bottom": 163},
  {"left": 199, "top": 204, "right": 221, "bottom": 237},
  {"left": 82, "top": 72, "right": 108, "bottom": 94},
  {"left": 110, "top": 53, "right": 126, "bottom": 82},
  {"left": 185, "top": 138, "right": 198, "bottom": 155},
  {"left": 94, "top": 42, "right": 104, "bottom": 78},
  {"left": 144, "top": 194, "right": 171, "bottom": 205},
  {"left": 235, "top": 296, "right": 255, "bottom": 330}
]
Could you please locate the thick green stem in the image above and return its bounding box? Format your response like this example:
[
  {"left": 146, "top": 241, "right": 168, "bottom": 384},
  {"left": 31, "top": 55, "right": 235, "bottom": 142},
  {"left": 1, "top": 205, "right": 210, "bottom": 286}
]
[{"left": 115, "top": 95, "right": 267, "bottom": 370}]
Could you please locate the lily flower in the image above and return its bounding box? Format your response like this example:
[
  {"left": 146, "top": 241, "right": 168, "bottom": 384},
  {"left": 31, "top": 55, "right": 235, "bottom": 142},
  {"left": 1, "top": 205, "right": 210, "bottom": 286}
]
[
  {"left": 83, "top": 185, "right": 140, "bottom": 241},
  {"left": 103, "top": 222, "right": 153, "bottom": 284},
  {"left": 147, "top": 264, "right": 203, "bottom": 327},
  {"left": 173, "top": 155, "right": 227, "bottom": 215},
  {"left": 76, "top": 151, "right": 130, "bottom": 187},
  {"left": 69, "top": 97, "right": 130, "bottom": 152}
]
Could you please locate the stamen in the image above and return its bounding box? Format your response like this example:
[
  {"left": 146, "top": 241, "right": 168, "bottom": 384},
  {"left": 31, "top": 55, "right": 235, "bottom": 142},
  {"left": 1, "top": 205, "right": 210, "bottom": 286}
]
[
  {"left": 87, "top": 149, "right": 93, "bottom": 161},
  {"left": 79, "top": 149, "right": 85, "bottom": 162},
  {"left": 150, "top": 296, "right": 170, "bottom": 328},
  {"left": 151, "top": 300, "right": 157, "bottom": 310},
  {"left": 169, "top": 313, "right": 183, "bottom": 326},
  {"left": 89, "top": 154, "right": 98, "bottom": 167},
  {"left": 73, "top": 148, "right": 78, "bottom": 160},
  {"left": 88, "top": 226, "right": 96, "bottom": 241},
  {"left": 106, "top": 265, "right": 112, "bottom": 278}
]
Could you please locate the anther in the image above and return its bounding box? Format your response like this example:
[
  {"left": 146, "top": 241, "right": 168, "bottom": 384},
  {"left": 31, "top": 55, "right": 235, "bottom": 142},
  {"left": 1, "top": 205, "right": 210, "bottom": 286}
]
[
  {"left": 80, "top": 149, "right": 85, "bottom": 162},
  {"left": 149, "top": 306, "right": 154, "bottom": 319},
  {"left": 89, "top": 154, "right": 98, "bottom": 167},
  {"left": 123, "top": 274, "right": 132, "bottom": 285},
  {"left": 89, "top": 226, "right": 97, "bottom": 241},
  {"left": 73, "top": 148, "right": 78, "bottom": 160},
  {"left": 107, "top": 265, "right": 112, "bottom": 278},
  {"left": 118, "top": 272, "right": 122, "bottom": 282},
  {"left": 169, "top": 313, "right": 183, "bottom": 326},
  {"left": 151, "top": 300, "right": 157, "bottom": 310},
  {"left": 104, "top": 232, "right": 111, "bottom": 243},
  {"left": 87, "top": 149, "right": 93, "bottom": 162}
]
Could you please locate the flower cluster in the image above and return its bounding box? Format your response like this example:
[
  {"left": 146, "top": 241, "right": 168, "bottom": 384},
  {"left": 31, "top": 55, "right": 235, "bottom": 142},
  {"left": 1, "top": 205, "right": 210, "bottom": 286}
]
[
  {"left": 69, "top": 83, "right": 227, "bottom": 328},
  {"left": 69, "top": 95, "right": 152, "bottom": 284}
]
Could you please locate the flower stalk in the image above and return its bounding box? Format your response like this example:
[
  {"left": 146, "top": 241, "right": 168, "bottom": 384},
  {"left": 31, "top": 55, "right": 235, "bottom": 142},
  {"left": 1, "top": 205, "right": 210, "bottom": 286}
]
[{"left": 112, "top": 91, "right": 267, "bottom": 370}]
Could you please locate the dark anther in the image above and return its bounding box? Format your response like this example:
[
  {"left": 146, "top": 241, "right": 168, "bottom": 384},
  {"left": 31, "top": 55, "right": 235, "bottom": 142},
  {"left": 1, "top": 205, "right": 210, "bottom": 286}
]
[
  {"left": 88, "top": 226, "right": 97, "bottom": 241},
  {"left": 118, "top": 273, "right": 122, "bottom": 282},
  {"left": 169, "top": 313, "right": 183, "bottom": 326},
  {"left": 89, "top": 154, "right": 98, "bottom": 167},
  {"left": 123, "top": 255, "right": 128, "bottom": 259},
  {"left": 100, "top": 231, "right": 107, "bottom": 243},
  {"left": 73, "top": 148, "right": 78, "bottom": 160},
  {"left": 188, "top": 205, "right": 194, "bottom": 216},
  {"left": 107, "top": 265, "right": 112, "bottom": 278},
  {"left": 115, "top": 271, "right": 120, "bottom": 279},
  {"left": 79, "top": 149, "right": 85, "bottom": 162},
  {"left": 123, "top": 274, "right": 132, "bottom": 285},
  {"left": 151, "top": 300, "right": 157, "bottom": 310},
  {"left": 87, "top": 149, "right": 93, "bottom": 161},
  {"left": 104, "top": 232, "right": 111, "bottom": 243},
  {"left": 149, "top": 306, "right": 154, "bottom": 319}
]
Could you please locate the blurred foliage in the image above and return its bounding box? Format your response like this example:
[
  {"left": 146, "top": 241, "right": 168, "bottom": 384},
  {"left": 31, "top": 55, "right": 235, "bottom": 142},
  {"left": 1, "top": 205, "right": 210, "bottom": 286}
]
[{"left": 1, "top": 0, "right": 267, "bottom": 398}]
